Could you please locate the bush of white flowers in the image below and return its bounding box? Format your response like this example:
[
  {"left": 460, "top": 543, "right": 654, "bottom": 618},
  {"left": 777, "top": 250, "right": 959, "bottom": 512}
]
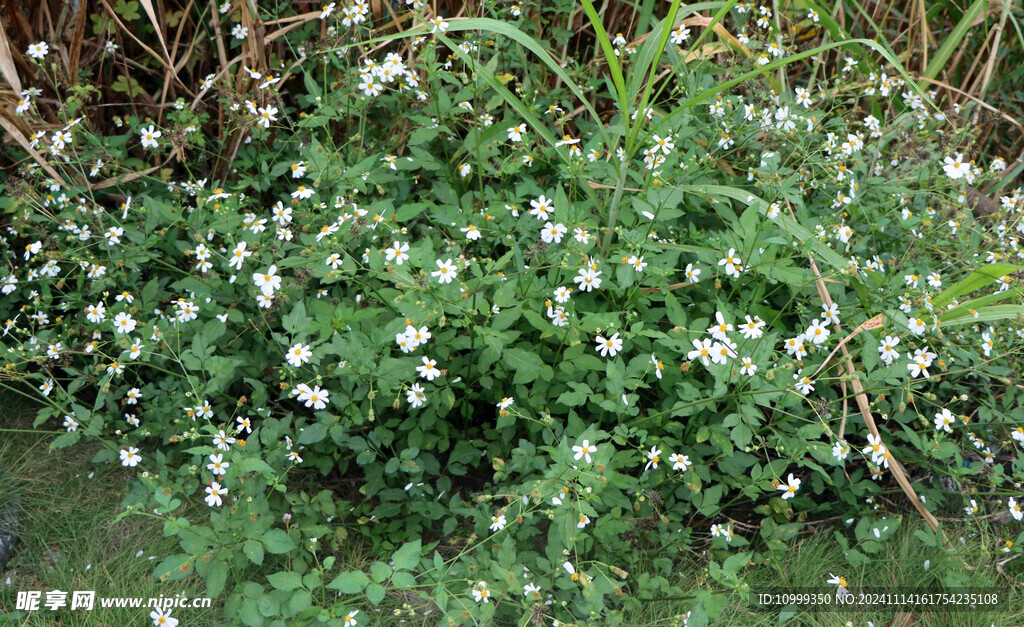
[{"left": 2, "top": 0, "right": 1023, "bottom": 625}]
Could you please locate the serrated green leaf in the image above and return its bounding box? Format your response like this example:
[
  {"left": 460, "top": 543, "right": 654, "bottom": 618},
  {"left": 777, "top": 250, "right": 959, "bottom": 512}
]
[
  {"left": 268, "top": 571, "right": 303, "bottom": 591},
  {"left": 243, "top": 540, "right": 264, "bottom": 565},
  {"left": 365, "top": 582, "right": 386, "bottom": 605},
  {"left": 234, "top": 457, "right": 275, "bottom": 476},
  {"left": 370, "top": 561, "right": 391, "bottom": 583},
  {"left": 298, "top": 421, "right": 328, "bottom": 445},
  {"left": 391, "top": 571, "right": 416, "bottom": 588},
  {"left": 392, "top": 539, "right": 422, "bottom": 571},
  {"left": 326, "top": 570, "right": 369, "bottom": 593},
  {"left": 262, "top": 529, "right": 297, "bottom": 554},
  {"left": 206, "top": 559, "right": 228, "bottom": 597},
  {"left": 152, "top": 554, "right": 191, "bottom": 581},
  {"left": 503, "top": 347, "right": 543, "bottom": 384}
]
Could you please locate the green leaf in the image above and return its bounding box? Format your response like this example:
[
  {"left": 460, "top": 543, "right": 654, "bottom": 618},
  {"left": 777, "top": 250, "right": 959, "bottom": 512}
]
[
  {"left": 929, "top": 263, "right": 1022, "bottom": 314},
  {"left": 692, "top": 184, "right": 850, "bottom": 273},
  {"left": 686, "top": 602, "right": 710, "bottom": 627},
  {"left": 407, "top": 125, "right": 439, "bottom": 146},
  {"left": 914, "top": 528, "right": 939, "bottom": 547},
  {"left": 370, "top": 561, "right": 392, "bottom": 583},
  {"left": 303, "top": 571, "right": 323, "bottom": 589},
  {"left": 326, "top": 571, "right": 370, "bottom": 593},
  {"left": 268, "top": 571, "right": 303, "bottom": 591},
  {"left": 239, "top": 597, "right": 264, "bottom": 626},
  {"left": 303, "top": 71, "right": 323, "bottom": 100},
  {"left": 115, "top": 0, "right": 141, "bottom": 20},
  {"left": 605, "top": 359, "right": 625, "bottom": 397},
  {"left": 443, "top": 517, "right": 457, "bottom": 535},
  {"left": 190, "top": 331, "right": 213, "bottom": 362},
  {"left": 141, "top": 278, "right": 160, "bottom": 307},
  {"left": 447, "top": 440, "right": 481, "bottom": 468},
  {"left": 722, "top": 551, "right": 752, "bottom": 576},
  {"left": 730, "top": 424, "right": 752, "bottom": 449},
  {"left": 152, "top": 554, "right": 191, "bottom": 581},
  {"left": 940, "top": 287, "right": 1024, "bottom": 322},
  {"left": 391, "top": 571, "right": 416, "bottom": 588},
  {"left": 282, "top": 300, "right": 311, "bottom": 335},
  {"left": 262, "top": 529, "right": 297, "bottom": 554},
  {"left": 206, "top": 559, "right": 228, "bottom": 597},
  {"left": 392, "top": 539, "right": 422, "bottom": 571},
  {"left": 846, "top": 548, "right": 870, "bottom": 566},
  {"left": 862, "top": 331, "right": 879, "bottom": 372},
  {"left": 111, "top": 75, "right": 145, "bottom": 97},
  {"left": 503, "top": 347, "right": 544, "bottom": 384},
  {"left": 243, "top": 540, "right": 264, "bottom": 565},
  {"left": 922, "top": 0, "right": 987, "bottom": 81},
  {"left": 298, "top": 421, "right": 328, "bottom": 445},
  {"left": 938, "top": 304, "right": 1024, "bottom": 327},
  {"left": 234, "top": 457, "right": 275, "bottom": 476},
  {"left": 365, "top": 583, "right": 386, "bottom": 605},
  {"left": 698, "top": 484, "right": 724, "bottom": 515},
  {"left": 739, "top": 202, "right": 760, "bottom": 246},
  {"left": 556, "top": 382, "right": 593, "bottom": 407},
  {"left": 50, "top": 430, "right": 82, "bottom": 450},
  {"left": 287, "top": 589, "right": 312, "bottom": 615}
]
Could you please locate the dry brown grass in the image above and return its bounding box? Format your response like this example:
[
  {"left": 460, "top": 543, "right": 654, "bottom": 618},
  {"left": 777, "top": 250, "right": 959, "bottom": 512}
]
[{"left": 1, "top": 0, "right": 1020, "bottom": 187}]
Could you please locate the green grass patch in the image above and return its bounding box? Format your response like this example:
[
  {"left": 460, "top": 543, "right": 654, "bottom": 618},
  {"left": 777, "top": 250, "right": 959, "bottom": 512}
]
[
  {"left": 1, "top": 392, "right": 1022, "bottom": 626},
  {"left": 0, "top": 395, "right": 218, "bottom": 625},
  {"left": 623, "top": 518, "right": 1024, "bottom": 626}
]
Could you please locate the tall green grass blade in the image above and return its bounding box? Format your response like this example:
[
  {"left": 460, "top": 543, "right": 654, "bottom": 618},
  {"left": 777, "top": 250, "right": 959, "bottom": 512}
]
[
  {"left": 627, "top": 0, "right": 684, "bottom": 153},
  {"left": 996, "top": 156, "right": 1024, "bottom": 190},
  {"left": 928, "top": 263, "right": 1022, "bottom": 311},
  {"left": 827, "top": 0, "right": 902, "bottom": 70},
  {"left": 635, "top": 0, "right": 656, "bottom": 40},
  {"left": 1004, "top": 0, "right": 1024, "bottom": 54},
  {"left": 937, "top": 304, "right": 1024, "bottom": 327},
  {"left": 432, "top": 35, "right": 560, "bottom": 156},
  {"left": 652, "top": 37, "right": 932, "bottom": 139},
  {"left": 629, "top": 0, "right": 734, "bottom": 155},
  {"left": 939, "top": 288, "right": 1024, "bottom": 322},
  {"left": 350, "top": 18, "right": 615, "bottom": 155},
  {"left": 626, "top": 14, "right": 675, "bottom": 119},
  {"left": 923, "top": 0, "right": 987, "bottom": 80},
  {"left": 442, "top": 19, "right": 611, "bottom": 146},
  {"left": 580, "top": 0, "right": 630, "bottom": 131},
  {"left": 431, "top": 24, "right": 608, "bottom": 225}
]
